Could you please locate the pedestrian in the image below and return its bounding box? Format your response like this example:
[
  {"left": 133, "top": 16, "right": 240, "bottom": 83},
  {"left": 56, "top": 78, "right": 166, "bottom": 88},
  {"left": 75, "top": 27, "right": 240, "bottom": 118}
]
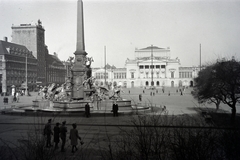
[
  {"left": 44, "top": 119, "right": 53, "bottom": 148},
  {"left": 180, "top": 91, "right": 183, "bottom": 96},
  {"left": 143, "top": 90, "right": 145, "bottom": 94},
  {"left": 53, "top": 122, "right": 60, "bottom": 149},
  {"left": 60, "top": 121, "right": 67, "bottom": 152},
  {"left": 69, "top": 123, "right": 82, "bottom": 153},
  {"left": 112, "top": 101, "right": 119, "bottom": 117},
  {"left": 139, "top": 94, "right": 142, "bottom": 101},
  {"left": 153, "top": 92, "right": 155, "bottom": 96},
  {"left": 168, "top": 91, "right": 170, "bottom": 96},
  {"left": 85, "top": 102, "right": 90, "bottom": 118},
  {"left": 16, "top": 91, "right": 20, "bottom": 102},
  {"left": 129, "top": 90, "right": 130, "bottom": 94}
]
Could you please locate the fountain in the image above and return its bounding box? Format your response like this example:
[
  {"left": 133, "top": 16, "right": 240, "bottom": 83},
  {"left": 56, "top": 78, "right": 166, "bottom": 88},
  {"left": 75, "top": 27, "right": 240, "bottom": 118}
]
[{"left": 28, "top": 0, "right": 133, "bottom": 115}]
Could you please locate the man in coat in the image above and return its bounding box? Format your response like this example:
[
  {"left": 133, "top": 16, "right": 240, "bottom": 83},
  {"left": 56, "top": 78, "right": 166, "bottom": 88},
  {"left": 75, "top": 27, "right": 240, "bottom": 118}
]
[
  {"left": 112, "top": 101, "right": 119, "bottom": 117},
  {"left": 53, "top": 122, "right": 60, "bottom": 149},
  {"left": 85, "top": 103, "right": 90, "bottom": 118},
  {"left": 60, "top": 121, "right": 67, "bottom": 152},
  {"left": 44, "top": 119, "right": 53, "bottom": 148}
]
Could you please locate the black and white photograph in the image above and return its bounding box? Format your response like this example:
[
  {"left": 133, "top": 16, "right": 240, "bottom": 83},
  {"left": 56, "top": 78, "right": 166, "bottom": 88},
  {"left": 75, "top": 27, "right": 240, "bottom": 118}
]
[{"left": 0, "top": 0, "right": 239, "bottom": 159}]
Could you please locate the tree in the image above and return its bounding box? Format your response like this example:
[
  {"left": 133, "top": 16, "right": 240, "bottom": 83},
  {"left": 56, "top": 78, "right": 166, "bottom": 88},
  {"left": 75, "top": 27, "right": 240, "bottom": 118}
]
[
  {"left": 192, "top": 64, "right": 222, "bottom": 110},
  {"left": 193, "top": 59, "right": 240, "bottom": 123}
]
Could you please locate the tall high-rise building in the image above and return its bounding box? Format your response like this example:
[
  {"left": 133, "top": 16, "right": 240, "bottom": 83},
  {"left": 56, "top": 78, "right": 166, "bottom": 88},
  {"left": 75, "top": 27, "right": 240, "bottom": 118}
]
[{"left": 11, "top": 20, "right": 46, "bottom": 85}]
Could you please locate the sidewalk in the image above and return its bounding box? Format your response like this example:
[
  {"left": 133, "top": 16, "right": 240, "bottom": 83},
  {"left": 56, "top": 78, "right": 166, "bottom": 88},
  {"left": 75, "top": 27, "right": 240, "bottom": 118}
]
[{"left": 0, "top": 92, "right": 41, "bottom": 110}]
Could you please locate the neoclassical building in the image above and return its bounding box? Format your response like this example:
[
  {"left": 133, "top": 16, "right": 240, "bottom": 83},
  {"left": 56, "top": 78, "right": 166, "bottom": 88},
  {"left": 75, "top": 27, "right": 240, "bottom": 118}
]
[{"left": 92, "top": 46, "right": 199, "bottom": 88}]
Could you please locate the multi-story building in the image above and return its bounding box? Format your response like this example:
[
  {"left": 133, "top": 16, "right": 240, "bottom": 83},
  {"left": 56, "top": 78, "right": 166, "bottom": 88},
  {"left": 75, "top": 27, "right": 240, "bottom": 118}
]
[
  {"left": 11, "top": 20, "right": 47, "bottom": 85},
  {"left": 92, "top": 67, "right": 127, "bottom": 88},
  {"left": 0, "top": 38, "right": 37, "bottom": 95},
  {"left": 92, "top": 46, "right": 199, "bottom": 88},
  {"left": 46, "top": 52, "right": 66, "bottom": 85}
]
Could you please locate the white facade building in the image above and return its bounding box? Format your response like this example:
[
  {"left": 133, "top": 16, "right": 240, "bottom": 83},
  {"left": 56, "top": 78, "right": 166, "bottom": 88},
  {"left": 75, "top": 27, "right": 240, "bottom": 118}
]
[{"left": 92, "top": 46, "right": 199, "bottom": 88}]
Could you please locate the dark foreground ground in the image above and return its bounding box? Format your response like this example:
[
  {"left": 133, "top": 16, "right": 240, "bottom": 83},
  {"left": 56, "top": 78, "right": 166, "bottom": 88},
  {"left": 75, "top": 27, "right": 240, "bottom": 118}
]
[{"left": 0, "top": 87, "right": 239, "bottom": 159}]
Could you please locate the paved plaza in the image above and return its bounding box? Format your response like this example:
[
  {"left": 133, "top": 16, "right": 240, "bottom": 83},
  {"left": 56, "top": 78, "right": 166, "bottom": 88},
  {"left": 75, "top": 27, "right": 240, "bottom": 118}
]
[{"left": 0, "top": 87, "right": 238, "bottom": 159}]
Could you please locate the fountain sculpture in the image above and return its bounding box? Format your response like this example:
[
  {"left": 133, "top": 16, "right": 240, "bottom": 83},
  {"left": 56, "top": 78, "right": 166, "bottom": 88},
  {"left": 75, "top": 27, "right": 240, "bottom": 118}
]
[{"left": 30, "top": 0, "right": 132, "bottom": 114}]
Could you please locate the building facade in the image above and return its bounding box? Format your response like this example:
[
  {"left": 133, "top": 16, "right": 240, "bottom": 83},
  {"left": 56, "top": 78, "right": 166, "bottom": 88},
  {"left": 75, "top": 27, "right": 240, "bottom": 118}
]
[
  {"left": 92, "top": 46, "right": 199, "bottom": 88},
  {"left": 0, "top": 39, "right": 37, "bottom": 95},
  {"left": 92, "top": 67, "right": 127, "bottom": 88},
  {"left": 11, "top": 20, "right": 47, "bottom": 85},
  {"left": 46, "top": 52, "right": 66, "bottom": 85}
]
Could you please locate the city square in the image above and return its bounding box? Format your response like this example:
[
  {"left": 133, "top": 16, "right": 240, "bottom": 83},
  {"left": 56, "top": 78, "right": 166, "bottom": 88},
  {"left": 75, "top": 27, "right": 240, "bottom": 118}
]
[
  {"left": 0, "top": 0, "right": 240, "bottom": 159},
  {"left": 0, "top": 87, "right": 239, "bottom": 159}
]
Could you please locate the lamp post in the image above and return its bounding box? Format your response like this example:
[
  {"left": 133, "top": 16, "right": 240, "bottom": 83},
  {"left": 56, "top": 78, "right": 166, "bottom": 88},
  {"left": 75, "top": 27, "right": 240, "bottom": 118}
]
[
  {"left": 151, "top": 45, "right": 154, "bottom": 88},
  {"left": 25, "top": 54, "right": 28, "bottom": 95},
  {"left": 151, "top": 45, "right": 154, "bottom": 112}
]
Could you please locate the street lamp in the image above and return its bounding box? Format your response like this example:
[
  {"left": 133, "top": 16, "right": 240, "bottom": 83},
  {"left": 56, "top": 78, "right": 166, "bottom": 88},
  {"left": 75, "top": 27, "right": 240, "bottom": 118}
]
[
  {"left": 151, "top": 45, "right": 154, "bottom": 88},
  {"left": 25, "top": 54, "right": 28, "bottom": 95}
]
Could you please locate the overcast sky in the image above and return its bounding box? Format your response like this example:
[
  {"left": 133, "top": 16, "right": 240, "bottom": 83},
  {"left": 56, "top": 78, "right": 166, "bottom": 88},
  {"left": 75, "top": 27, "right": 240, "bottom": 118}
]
[{"left": 0, "top": 0, "right": 240, "bottom": 68}]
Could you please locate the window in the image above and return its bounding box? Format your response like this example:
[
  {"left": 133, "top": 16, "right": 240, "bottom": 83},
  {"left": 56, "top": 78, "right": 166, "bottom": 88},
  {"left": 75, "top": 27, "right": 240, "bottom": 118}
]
[
  {"left": 171, "top": 71, "right": 174, "bottom": 78},
  {"left": 161, "top": 65, "right": 166, "bottom": 69},
  {"left": 150, "top": 65, "right": 154, "bottom": 69},
  {"left": 145, "top": 65, "right": 149, "bottom": 69},
  {"left": 139, "top": 65, "right": 144, "bottom": 69},
  {"left": 131, "top": 72, "right": 134, "bottom": 78},
  {"left": 146, "top": 81, "right": 149, "bottom": 86},
  {"left": 156, "top": 65, "right": 160, "bottom": 69}
]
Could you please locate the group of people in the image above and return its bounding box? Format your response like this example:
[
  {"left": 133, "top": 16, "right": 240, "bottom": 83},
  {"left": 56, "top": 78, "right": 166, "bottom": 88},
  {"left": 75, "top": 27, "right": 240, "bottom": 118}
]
[
  {"left": 44, "top": 119, "right": 83, "bottom": 153},
  {"left": 13, "top": 91, "right": 20, "bottom": 103},
  {"left": 85, "top": 101, "right": 119, "bottom": 117}
]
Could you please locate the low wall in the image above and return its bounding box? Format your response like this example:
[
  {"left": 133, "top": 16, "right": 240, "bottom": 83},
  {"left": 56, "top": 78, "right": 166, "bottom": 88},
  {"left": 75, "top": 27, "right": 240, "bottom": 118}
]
[{"left": 32, "top": 99, "right": 132, "bottom": 111}]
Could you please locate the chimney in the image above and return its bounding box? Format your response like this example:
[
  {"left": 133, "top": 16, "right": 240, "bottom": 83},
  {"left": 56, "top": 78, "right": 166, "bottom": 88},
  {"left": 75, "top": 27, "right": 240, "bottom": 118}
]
[{"left": 3, "top": 37, "right": 8, "bottom": 42}]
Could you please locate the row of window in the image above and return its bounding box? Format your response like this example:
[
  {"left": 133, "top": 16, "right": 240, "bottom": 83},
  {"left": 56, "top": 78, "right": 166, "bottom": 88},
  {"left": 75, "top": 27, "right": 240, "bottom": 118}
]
[
  {"left": 139, "top": 65, "right": 166, "bottom": 69},
  {"left": 5, "top": 77, "right": 36, "bottom": 85},
  {"left": 179, "top": 72, "right": 192, "bottom": 78},
  {"left": 95, "top": 73, "right": 108, "bottom": 79},
  {"left": 114, "top": 73, "right": 126, "bottom": 79}
]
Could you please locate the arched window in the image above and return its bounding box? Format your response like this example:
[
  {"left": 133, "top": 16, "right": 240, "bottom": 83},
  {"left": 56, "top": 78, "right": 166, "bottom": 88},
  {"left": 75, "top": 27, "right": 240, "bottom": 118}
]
[
  {"left": 146, "top": 81, "right": 149, "bottom": 86},
  {"left": 131, "top": 81, "right": 134, "bottom": 88},
  {"left": 171, "top": 81, "right": 174, "bottom": 87},
  {"left": 157, "top": 81, "right": 160, "bottom": 86}
]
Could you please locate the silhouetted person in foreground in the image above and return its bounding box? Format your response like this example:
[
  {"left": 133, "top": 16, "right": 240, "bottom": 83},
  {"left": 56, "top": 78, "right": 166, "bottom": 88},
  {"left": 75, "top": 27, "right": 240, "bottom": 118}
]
[
  {"left": 54, "top": 122, "right": 60, "bottom": 149},
  {"left": 44, "top": 119, "right": 53, "bottom": 148},
  {"left": 112, "top": 101, "right": 119, "bottom": 117},
  {"left": 85, "top": 103, "right": 90, "bottom": 118},
  {"left": 60, "top": 121, "right": 67, "bottom": 152},
  {"left": 69, "top": 123, "right": 83, "bottom": 153}
]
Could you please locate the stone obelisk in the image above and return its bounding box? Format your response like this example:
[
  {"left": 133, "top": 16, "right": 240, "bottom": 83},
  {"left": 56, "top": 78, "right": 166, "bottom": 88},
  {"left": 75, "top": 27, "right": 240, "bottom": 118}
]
[{"left": 71, "top": 0, "right": 88, "bottom": 100}]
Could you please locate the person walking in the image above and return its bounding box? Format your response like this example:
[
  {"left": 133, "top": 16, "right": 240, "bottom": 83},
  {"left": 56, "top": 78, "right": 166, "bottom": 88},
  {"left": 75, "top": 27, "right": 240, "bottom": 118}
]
[
  {"left": 44, "top": 119, "right": 53, "bottom": 148},
  {"left": 85, "top": 103, "right": 90, "bottom": 118},
  {"left": 16, "top": 91, "right": 20, "bottom": 102},
  {"left": 69, "top": 123, "right": 82, "bottom": 153},
  {"left": 53, "top": 122, "right": 60, "bottom": 149},
  {"left": 60, "top": 121, "right": 67, "bottom": 152},
  {"left": 139, "top": 94, "right": 142, "bottom": 101},
  {"left": 112, "top": 101, "right": 119, "bottom": 117}
]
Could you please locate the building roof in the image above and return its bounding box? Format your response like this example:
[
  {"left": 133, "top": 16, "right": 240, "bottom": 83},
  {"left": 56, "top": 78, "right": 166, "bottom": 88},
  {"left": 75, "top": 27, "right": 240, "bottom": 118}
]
[
  {"left": 47, "top": 54, "right": 64, "bottom": 67},
  {"left": 0, "top": 40, "right": 35, "bottom": 58},
  {"left": 140, "top": 46, "right": 165, "bottom": 50}
]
